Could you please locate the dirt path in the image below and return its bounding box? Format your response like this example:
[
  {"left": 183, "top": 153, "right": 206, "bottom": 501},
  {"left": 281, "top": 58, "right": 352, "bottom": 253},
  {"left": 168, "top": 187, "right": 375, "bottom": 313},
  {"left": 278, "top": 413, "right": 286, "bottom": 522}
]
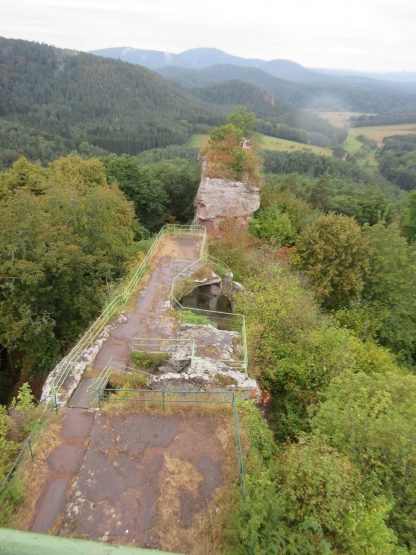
[{"left": 28, "top": 234, "right": 207, "bottom": 541}]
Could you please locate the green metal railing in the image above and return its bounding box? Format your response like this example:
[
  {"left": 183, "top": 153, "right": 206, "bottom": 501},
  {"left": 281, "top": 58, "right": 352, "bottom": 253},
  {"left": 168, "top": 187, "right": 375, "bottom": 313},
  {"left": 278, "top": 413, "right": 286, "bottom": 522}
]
[
  {"left": 44, "top": 224, "right": 206, "bottom": 407},
  {"left": 98, "top": 388, "right": 235, "bottom": 405},
  {"left": 0, "top": 528, "right": 181, "bottom": 555},
  {"left": 129, "top": 337, "right": 196, "bottom": 359},
  {"left": 170, "top": 255, "right": 248, "bottom": 373},
  {"left": 87, "top": 360, "right": 152, "bottom": 404},
  {"left": 0, "top": 225, "right": 206, "bottom": 508}
]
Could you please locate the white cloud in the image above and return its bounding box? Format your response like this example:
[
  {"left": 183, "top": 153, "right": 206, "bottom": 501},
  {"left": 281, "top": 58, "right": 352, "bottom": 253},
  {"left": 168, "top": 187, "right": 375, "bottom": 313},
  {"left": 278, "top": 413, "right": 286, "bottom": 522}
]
[{"left": 1, "top": 0, "right": 416, "bottom": 71}]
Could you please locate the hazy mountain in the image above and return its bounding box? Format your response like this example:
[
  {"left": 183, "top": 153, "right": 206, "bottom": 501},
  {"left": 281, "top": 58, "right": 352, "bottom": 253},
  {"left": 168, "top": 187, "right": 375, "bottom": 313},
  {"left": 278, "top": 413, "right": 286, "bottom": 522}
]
[
  {"left": 91, "top": 46, "right": 324, "bottom": 82},
  {"left": 91, "top": 46, "right": 416, "bottom": 112},
  {"left": 188, "top": 79, "right": 346, "bottom": 146},
  {"left": 159, "top": 64, "right": 416, "bottom": 114},
  {"left": 158, "top": 64, "right": 308, "bottom": 105},
  {"left": 89, "top": 46, "right": 173, "bottom": 70},
  {"left": 0, "top": 37, "right": 347, "bottom": 167},
  {"left": 316, "top": 68, "right": 416, "bottom": 84}
]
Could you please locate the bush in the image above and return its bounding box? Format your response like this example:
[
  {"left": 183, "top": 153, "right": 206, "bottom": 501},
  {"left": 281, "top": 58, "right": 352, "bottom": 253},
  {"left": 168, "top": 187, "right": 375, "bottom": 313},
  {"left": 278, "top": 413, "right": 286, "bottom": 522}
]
[
  {"left": 274, "top": 436, "right": 399, "bottom": 554},
  {"left": 292, "top": 214, "right": 369, "bottom": 309},
  {"left": 312, "top": 370, "right": 416, "bottom": 548},
  {"left": 178, "top": 310, "right": 213, "bottom": 326},
  {"left": 250, "top": 207, "right": 297, "bottom": 246},
  {"left": 108, "top": 371, "right": 149, "bottom": 390},
  {"left": 130, "top": 350, "right": 170, "bottom": 369}
]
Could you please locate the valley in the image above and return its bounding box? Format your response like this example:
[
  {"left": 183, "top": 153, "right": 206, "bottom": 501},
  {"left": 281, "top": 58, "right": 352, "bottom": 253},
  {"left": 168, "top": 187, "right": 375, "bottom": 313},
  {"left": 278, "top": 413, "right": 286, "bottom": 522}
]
[{"left": 1, "top": 29, "right": 416, "bottom": 555}]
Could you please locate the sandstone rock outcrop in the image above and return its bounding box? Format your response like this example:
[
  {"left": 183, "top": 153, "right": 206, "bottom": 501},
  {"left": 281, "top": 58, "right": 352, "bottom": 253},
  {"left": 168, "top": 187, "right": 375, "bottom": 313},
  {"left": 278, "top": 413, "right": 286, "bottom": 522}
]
[{"left": 193, "top": 176, "right": 260, "bottom": 237}]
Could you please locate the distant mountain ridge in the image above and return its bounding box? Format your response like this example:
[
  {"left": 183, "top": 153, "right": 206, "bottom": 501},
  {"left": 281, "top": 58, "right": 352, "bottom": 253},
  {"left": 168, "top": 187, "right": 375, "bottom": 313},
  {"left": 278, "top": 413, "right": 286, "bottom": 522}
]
[
  {"left": 91, "top": 46, "right": 416, "bottom": 113},
  {"left": 90, "top": 46, "right": 322, "bottom": 83},
  {"left": 90, "top": 46, "right": 416, "bottom": 84}
]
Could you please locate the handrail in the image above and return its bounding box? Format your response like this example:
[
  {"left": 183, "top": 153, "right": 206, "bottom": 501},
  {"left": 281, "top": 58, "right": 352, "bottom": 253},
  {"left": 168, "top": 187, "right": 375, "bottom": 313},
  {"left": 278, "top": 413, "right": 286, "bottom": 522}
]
[
  {"left": 42, "top": 224, "right": 206, "bottom": 406},
  {"left": 129, "top": 337, "right": 196, "bottom": 358},
  {"left": 87, "top": 360, "right": 152, "bottom": 404},
  {"left": 170, "top": 254, "right": 248, "bottom": 373},
  {"left": 0, "top": 225, "right": 206, "bottom": 499}
]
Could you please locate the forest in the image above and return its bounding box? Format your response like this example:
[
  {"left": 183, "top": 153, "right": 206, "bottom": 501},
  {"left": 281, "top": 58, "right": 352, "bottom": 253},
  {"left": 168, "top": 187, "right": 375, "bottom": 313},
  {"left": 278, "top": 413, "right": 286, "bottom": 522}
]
[
  {"left": 1, "top": 34, "right": 416, "bottom": 552},
  {"left": 200, "top": 115, "right": 416, "bottom": 553},
  {"left": 2, "top": 106, "right": 415, "bottom": 553},
  {"left": 158, "top": 61, "right": 416, "bottom": 113},
  {"left": 0, "top": 37, "right": 346, "bottom": 168},
  {"left": 378, "top": 135, "right": 416, "bottom": 190},
  {"left": 0, "top": 153, "right": 201, "bottom": 403}
]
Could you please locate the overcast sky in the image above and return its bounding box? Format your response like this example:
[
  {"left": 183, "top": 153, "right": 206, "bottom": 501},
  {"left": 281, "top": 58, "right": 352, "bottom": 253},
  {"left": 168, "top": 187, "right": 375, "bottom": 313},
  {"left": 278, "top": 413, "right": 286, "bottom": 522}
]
[{"left": 2, "top": 0, "right": 416, "bottom": 72}]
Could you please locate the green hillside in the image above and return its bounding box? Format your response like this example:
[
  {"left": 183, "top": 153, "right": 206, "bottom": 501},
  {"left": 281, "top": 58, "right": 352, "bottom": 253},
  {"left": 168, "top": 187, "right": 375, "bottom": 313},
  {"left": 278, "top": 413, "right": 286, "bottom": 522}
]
[
  {"left": 0, "top": 37, "right": 219, "bottom": 166},
  {"left": 0, "top": 37, "right": 345, "bottom": 168}
]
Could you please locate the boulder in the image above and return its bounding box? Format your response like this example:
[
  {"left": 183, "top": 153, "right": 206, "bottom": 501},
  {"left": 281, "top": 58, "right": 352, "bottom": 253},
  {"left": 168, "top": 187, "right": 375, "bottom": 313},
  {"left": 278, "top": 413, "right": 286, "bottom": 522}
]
[{"left": 193, "top": 177, "right": 260, "bottom": 237}]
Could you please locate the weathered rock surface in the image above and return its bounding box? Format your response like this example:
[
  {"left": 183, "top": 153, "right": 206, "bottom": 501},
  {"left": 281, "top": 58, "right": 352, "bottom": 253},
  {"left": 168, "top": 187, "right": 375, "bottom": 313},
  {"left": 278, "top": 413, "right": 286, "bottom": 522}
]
[
  {"left": 149, "top": 357, "right": 259, "bottom": 400},
  {"left": 193, "top": 176, "right": 260, "bottom": 236},
  {"left": 40, "top": 312, "right": 129, "bottom": 408},
  {"left": 177, "top": 323, "right": 240, "bottom": 361}
]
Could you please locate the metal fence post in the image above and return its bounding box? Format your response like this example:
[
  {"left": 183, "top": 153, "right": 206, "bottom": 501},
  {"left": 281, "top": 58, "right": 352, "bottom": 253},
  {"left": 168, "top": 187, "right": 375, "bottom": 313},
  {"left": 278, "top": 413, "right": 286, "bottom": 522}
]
[{"left": 28, "top": 438, "right": 34, "bottom": 462}]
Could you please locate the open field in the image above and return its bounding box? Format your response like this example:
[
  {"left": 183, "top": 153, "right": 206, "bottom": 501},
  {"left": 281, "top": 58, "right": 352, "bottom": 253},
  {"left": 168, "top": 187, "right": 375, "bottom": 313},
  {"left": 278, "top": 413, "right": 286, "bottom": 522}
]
[
  {"left": 318, "top": 111, "right": 367, "bottom": 128},
  {"left": 343, "top": 132, "right": 378, "bottom": 168},
  {"left": 186, "top": 133, "right": 332, "bottom": 156},
  {"left": 343, "top": 133, "right": 362, "bottom": 155},
  {"left": 349, "top": 123, "right": 416, "bottom": 145},
  {"left": 259, "top": 134, "right": 332, "bottom": 156}
]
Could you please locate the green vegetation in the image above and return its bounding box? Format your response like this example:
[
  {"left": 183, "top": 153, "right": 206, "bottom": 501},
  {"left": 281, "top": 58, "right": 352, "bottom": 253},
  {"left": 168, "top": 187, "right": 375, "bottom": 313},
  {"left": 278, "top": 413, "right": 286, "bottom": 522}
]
[
  {"left": 227, "top": 106, "right": 257, "bottom": 137},
  {"left": 187, "top": 133, "right": 333, "bottom": 156},
  {"left": 186, "top": 134, "right": 210, "bottom": 148},
  {"left": 0, "top": 382, "right": 39, "bottom": 524},
  {"left": 227, "top": 402, "right": 401, "bottom": 554},
  {"left": 350, "top": 124, "right": 416, "bottom": 144},
  {"left": 262, "top": 149, "right": 381, "bottom": 182},
  {"left": 188, "top": 79, "right": 347, "bottom": 147},
  {"left": 312, "top": 370, "right": 416, "bottom": 547},
  {"left": 0, "top": 37, "right": 346, "bottom": 168},
  {"left": 250, "top": 206, "right": 297, "bottom": 245},
  {"left": 178, "top": 310, "right": 212, "bottom": 326},
  {"left": 203, "top": 119, "right": 260, "bottom": 185},
  {"left": 103, "top": 154, "right": 200, "bottom": 232},
  {"left": 292, "top": 214, "right": 369, "bottom": 308},
  {"left": 260, "top": 134, "right": 332, "bottom": 155},
  {"left": 0, "top": 383, "right": 37, "bottom": 482},
  {"left": 378, "top": 134, "right": 416, "bottom": 190},
  {"left": 343, "top": 133, "right": 364, "bottom": 155},
  {"left": 0, "top": 156, "right": 136, "bottom": 401},
  {"left": 130, "top": 350, "right": 170, "bottom": 369},
  {"left": 1, "top": 46, "right": 416, "bottom": 552},
  {"left": 108, "top": 371, "right": 149, "bottom": 390},
  {"left": 0, "top": 37, "right": 217, "bottom": 167},
  {"left": 211, "top": 130, "right": 416, "bottom": 551}
]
